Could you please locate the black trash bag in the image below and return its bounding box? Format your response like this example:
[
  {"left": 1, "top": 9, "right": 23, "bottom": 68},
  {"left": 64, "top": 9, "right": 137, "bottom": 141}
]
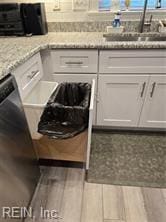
[{"left": 38, "top": 82, "right": 91, "bottom": 139}]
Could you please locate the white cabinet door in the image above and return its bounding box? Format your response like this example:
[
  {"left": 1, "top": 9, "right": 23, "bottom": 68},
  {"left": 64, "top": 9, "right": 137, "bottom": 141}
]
[
  {"left": 97, "top": 75, "right": 150, "bottom": 127},
  {"left": 13, "top": 53, "right": 43, "bottom": 100},
  {"left": 139, "top": 75, "right": 166, "bottom": 128}
]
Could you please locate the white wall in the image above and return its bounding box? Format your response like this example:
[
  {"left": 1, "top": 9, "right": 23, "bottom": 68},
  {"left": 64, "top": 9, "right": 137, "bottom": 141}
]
[{"left": 0, "top": 0, "right": 90, "bottom": 21}]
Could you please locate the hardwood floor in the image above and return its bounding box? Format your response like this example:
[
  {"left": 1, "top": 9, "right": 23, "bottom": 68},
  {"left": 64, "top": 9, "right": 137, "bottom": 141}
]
[
  {"left": 142, "top": 188, "right": 166, "bottom": 222},
  {"left": 26, "top": 167, "right": 166, "bottom": 222},
  {"left": 81, "top": 183, "right": 103, "bottom": 222},
  {"left": 103, "top": 185, "right": 125, "bottom": 221},
  {"left": 122, "top": 186, "right": 148, "bottom": 222}
]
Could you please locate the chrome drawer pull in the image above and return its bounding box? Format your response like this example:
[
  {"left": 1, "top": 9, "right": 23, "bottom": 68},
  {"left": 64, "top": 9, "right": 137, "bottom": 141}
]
[
  {"left": 65, "top": 61, "right": 83, "bottom": 65},
  {"left": 27, "top": 70, "right": 39, "bottom": 79},
  {"left": 140, "top": 82, "right": 146, "bottom": 97},
  {"left": 150, "top": 82, "right": 156, "bottom": 97}
]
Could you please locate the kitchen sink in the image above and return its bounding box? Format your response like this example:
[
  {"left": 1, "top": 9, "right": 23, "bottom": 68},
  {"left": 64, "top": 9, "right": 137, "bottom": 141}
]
[{"left": 104, "top": 35, "right": 166, "bottom": 42}]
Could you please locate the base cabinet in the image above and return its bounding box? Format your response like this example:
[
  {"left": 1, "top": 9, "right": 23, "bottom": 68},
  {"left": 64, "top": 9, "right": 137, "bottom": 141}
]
[
  {"left": 139, "top": 75, "right": 166, "bottom": 128},
  {"left": 97, "top": 75, "right": 149, "bottom": 127},
  {"left": 97, "top": 74, "right": 166, "bottom": 129},
  {"left": 12, "top": 49, "right": 166, "bottom": 131}
]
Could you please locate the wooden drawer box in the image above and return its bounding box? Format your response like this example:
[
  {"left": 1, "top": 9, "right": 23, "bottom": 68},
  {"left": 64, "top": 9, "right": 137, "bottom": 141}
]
[
  {"left": 99, "top": 50, "right": 166, "bottom": 74},
  {"left": 51, "top": 49, "right": 98, "bottom": 73},
  {"left": 33, "top": 79, "right": 96, "bottom": 169}
]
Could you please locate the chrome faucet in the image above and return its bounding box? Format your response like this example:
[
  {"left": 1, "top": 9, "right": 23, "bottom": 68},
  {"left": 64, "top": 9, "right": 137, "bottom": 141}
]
[{"left": 139, "top": 0, "right": 153, "bottom": 33}]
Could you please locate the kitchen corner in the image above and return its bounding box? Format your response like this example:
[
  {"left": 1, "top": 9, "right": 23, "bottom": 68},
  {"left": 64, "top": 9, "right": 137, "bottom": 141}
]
[
  {"left": 1, "top": 30, "right": 166, "bottom": 80},
  {"left": 0, "top": 1, "right": 166, "bottom": 222}
]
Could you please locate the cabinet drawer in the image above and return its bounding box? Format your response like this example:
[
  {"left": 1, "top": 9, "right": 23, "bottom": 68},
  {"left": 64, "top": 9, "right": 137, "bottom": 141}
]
[
  {"left": 99, "top": 50, "right": 166, "bottom": 74},
  {"left": 51, "top": 50, "right": 98, "bottom": 73},
  {"left": 32, "top": 79, "right": 95, "bottom": 168},
  {"left": 13, "top": 53, "right": 43, "bottom": 100}
]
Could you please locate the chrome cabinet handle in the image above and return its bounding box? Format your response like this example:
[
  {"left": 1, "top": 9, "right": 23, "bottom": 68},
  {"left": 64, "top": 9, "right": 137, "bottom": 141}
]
[
  {"left": 150, "top": 82, "right": 156, "bottom": 97},
  {"left": 140, "top": 82, "right": 146, "bottom": 97},
  {"left": 65, "top": 61, "right": 83, "bottom": 65},
  {"left": 95, "top": 93, "right": 100, "bottom": 103},
  {"left": 27, "top": 70, "right": 39, "bottom": 79}
]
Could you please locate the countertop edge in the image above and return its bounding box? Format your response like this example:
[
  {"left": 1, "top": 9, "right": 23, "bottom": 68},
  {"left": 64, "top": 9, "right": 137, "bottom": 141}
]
[{"left": 1, "top": 41, "right": 166, "bottom": 80}]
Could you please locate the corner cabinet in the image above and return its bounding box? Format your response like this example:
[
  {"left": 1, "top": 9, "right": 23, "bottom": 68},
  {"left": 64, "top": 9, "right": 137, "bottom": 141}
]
[
  {"left": 97, "top": 75, "right": 149, "bottom": 127},
  {"left": 139, "top": 75, "right": 166, "bottom": 128},
  {"left": 98, "top": 50, "right": 166, "bottom": 129}
]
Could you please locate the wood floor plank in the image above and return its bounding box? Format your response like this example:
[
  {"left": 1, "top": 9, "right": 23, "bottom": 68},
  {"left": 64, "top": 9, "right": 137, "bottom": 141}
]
[
  {"left": 81, "top": 182, "right": 103, "bottom": 222},
  {"left": 44, "top": 167, "right": 68, "bottom": 212},
  {"left": 103, "top": 184, "right": 125, "bottom": 220},
  {"left": 25, "top": 175, "right": 48, "bottom": 222},
  {"left": 25, "top": 167, "right": 67, "bottom": 222},
  {"left": 104, "top": 220, "right": 125, "bottom": 222},
  {"left": 122, "top": 186, "right": 148, "bottom": 222},
  {"left": 162, "top": 189, "right": 166, "bottom": 202},
  {"left": 142, "top": 187, "right": 166, "bottom": 222},
  {"left": 60, "top": 168, "right": 85, "bottom": 222}
]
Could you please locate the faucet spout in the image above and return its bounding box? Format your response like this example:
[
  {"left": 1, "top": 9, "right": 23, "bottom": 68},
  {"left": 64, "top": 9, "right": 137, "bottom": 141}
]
[{"left": 139, "top": 0, "right": 148, "bottom": 33}]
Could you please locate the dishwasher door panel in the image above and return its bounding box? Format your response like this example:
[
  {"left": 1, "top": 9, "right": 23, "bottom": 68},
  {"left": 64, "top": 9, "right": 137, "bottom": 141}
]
[{"left": 0, "top": 76, "right": 40, "bottom": 222}]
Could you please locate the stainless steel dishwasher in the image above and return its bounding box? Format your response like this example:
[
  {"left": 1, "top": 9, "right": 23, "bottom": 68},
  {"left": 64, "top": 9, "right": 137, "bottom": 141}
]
[{"left": 0, "top": 74, "right": 40, "bottom": 222}]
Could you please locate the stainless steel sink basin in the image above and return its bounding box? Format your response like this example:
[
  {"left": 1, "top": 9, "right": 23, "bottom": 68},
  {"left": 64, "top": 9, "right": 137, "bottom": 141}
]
[
  {"left": 104, "top": 36, "right": 166, "bottom": 42},
  {"left": 147, "top": 36, "right": 166, "bottom": 41}
]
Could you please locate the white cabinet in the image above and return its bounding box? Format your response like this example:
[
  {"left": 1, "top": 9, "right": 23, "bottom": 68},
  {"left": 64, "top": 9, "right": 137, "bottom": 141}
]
[
  {"left": 97, "top": 75, "right": 150, "bottom": 127},
  {"left": 97, "top": 74, "right": 166, "bottom": 129},
  {"left": 13, "top": 49, "right": 166, "bottom": 131},
  {"left": 99, "top": 50, "right": 166, "bottom": 74},
  {"left": 51, "top": 49, "right": 98, "bottom": 73},
  {"left": 139, "top": 75, "right": 166, "bottom": 128},
  {"left": 13, "top": 53, "right": 43, "bottom": 100},
  {"left": 98, "top": 49, "right": 166, "bottom": 129}
]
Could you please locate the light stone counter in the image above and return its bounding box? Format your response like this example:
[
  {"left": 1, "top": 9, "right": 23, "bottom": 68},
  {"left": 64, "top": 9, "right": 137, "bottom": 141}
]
[{"left": 0, "top": 32, "right": 166, "bottom": 80}]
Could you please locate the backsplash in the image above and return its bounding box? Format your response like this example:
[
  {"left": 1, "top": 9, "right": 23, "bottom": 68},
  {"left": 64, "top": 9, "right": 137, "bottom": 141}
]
[{"left": 48, "top": 21, "right": 159, "bottom": 32}]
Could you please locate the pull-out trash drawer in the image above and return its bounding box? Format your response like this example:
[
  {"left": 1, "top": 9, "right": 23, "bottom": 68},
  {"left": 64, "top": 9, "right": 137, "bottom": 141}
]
[
  {"left": 33, "top": 79, "right": 95, "bottom": 167},
  {"left": 23, "top": 81, "right": 58, "bottom": 139}
]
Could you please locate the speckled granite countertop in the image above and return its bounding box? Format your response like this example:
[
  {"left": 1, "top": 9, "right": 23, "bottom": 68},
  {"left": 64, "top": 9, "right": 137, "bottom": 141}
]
[{"left": 0, "top": 32, "right": 166, "bottom": 80}]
